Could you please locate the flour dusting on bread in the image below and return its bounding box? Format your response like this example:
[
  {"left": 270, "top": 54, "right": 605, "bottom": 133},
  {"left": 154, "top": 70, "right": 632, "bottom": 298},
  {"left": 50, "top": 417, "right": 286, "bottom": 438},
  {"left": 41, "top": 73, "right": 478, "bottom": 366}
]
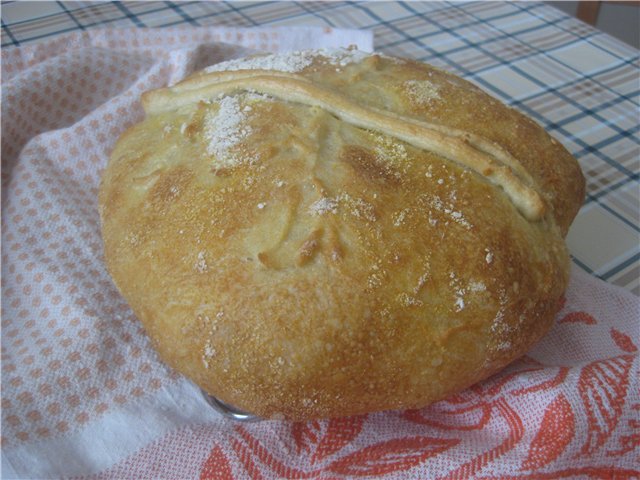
[
  {"left": 309, "top": 197, "right": 338, "bottom": 215},
  {"left": 404, "top": 79, "right": 441, "bottom": 105},
  {"left": 203, "top": 93, "right": 271, "bottom": 168},
  {"left": 204, "top": 47, "right": 372, "bottom": 74},
  {"left": 203, "top": 96, "right": 249, "bottom": 166}
]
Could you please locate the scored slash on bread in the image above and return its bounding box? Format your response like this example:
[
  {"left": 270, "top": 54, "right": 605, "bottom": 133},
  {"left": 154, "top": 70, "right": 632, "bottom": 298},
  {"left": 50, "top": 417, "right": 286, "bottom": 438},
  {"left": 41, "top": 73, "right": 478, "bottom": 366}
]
[{"left": 143, "top": 70, "right": 545, "bottom": 221}]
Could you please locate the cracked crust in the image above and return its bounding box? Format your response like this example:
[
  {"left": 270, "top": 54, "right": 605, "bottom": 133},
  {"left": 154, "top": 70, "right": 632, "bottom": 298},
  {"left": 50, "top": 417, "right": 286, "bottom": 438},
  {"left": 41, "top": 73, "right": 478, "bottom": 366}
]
[{"left": 99, "top": 49, "right": 585, "bottom": 420}]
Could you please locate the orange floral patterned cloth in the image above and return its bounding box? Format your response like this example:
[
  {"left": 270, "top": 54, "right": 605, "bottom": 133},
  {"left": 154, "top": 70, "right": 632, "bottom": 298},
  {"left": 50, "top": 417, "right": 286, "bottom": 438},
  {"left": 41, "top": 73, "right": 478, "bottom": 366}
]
[{"left": 1, "top": 27, "right": 638, "bottom": 479}]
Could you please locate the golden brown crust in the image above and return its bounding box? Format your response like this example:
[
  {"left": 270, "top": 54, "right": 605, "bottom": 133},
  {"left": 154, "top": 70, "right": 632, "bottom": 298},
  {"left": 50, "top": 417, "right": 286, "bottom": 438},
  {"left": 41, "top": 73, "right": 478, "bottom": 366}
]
[
  {"left": 143, "top": 70, "right": 545, "bottom": 220},
  {"left": 99, "top": 49, "right": 584, "bottom": 420}
]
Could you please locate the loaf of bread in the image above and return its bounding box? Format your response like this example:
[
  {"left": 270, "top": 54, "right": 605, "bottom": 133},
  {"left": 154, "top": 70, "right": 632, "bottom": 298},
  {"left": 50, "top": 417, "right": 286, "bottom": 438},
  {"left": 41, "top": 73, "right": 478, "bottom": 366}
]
[{"left": 99, "top": 48, "right": 585, "bottom": 420}]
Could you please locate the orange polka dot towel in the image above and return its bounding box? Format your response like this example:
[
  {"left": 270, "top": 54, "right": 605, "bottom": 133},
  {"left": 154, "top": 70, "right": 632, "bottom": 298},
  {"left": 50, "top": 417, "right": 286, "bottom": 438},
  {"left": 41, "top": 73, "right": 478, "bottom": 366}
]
[{"left": 1, "top": 27, "right": 639, "bottom": 479}]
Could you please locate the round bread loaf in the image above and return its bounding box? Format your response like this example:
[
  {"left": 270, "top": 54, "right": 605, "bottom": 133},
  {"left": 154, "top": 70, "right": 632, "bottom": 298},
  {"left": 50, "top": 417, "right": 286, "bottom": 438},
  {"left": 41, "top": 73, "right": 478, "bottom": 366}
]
[{"left": 99, "top": 48, "right": 585, "bottom": 420}]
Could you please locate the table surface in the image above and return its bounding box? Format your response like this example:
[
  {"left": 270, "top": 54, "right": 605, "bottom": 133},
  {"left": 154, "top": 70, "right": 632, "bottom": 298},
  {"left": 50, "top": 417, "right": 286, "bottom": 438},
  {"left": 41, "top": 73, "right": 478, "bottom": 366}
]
[{"left": 2, "top": 1, "right": 639, "bottom": 295}]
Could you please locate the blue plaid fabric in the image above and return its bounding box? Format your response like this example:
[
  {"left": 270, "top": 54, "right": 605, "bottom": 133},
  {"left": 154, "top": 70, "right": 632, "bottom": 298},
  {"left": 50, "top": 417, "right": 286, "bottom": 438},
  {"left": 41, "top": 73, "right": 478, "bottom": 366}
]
[{"left": 2, "top": 1, "right": 639, "bottom": 294}]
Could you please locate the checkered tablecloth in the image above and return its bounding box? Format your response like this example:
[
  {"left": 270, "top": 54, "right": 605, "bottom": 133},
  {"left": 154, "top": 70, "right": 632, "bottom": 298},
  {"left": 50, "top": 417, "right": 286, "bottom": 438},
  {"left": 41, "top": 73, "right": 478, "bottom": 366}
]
[{"left": 3, "top": 0, "right": 638, "bottom": 294}]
